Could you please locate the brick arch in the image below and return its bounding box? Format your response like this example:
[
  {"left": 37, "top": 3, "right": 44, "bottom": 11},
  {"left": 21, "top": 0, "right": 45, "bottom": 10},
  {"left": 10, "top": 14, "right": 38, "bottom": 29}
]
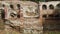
[
  {"left": 42, "top": 4, "right": 47, "bottom": 10},
  {"left": 49, "top": 4, "right": 54, "bottom": 9}
]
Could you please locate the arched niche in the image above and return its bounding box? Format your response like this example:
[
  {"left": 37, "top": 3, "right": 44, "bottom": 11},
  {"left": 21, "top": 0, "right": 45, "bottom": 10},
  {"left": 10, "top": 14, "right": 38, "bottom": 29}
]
[
  {"left": 49, "top": 4, "right": 54, "bottom": 9},
  {"left": 56, "top": 3, "right": 60, "bottom": 8},
  {"left": 42, "top": 4, "right": 47, "bottom": 10}
]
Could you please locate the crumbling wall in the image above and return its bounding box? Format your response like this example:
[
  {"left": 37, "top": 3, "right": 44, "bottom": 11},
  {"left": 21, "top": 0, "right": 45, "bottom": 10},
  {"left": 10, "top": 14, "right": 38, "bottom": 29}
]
[
  {"left": 0, "top": 1, "right": 60, "bottom": 34},
  {"left": 0, "top": 1, "right": 43, "bottom": 34}
]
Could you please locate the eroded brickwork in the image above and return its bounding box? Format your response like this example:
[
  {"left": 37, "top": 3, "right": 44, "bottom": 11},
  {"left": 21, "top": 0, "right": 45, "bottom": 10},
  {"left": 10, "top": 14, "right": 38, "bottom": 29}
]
[{"left": 0, "top": 1, "right": 60, "bottom": 34}]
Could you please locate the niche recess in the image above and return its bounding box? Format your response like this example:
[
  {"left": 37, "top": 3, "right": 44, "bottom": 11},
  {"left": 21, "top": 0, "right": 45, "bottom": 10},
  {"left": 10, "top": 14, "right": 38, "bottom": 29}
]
[
  {"left": 49, "top": 4, "right": 54, "bottom": 9},
  {"left": 56, "top": 3, "right": 60, "bottom": 8},
  {"left": 42, "top": 4, "right": 47, "bottom": 10}
]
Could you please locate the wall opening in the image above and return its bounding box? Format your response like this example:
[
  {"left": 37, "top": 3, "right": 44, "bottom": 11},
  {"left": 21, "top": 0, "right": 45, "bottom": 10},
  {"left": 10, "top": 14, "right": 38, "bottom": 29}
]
[
  {"left": 17, "top": 4, "right": 20, "bottom": 9},
  {"left": 42, "top": 4, "right": 47, "bottom": 10},
  {"left": 10, "top": 13, "right": 17, "bottom": 17},
  {"left": 56, "top": 3, "right": 60, "bottom": 8},
  {"left": 49, "top": 4, "right": 54, "bottom": 9},
  {"left": 49, "top": 14, "right": 54, "bottom": 17},
  {"left": 10, "top": 4, "right": 14, "bottom": 9},
  {"left": 42, "top": 15, "right": 47, "bottom": 18},
  {"left": 2, "top": 4, "right": 5, "bottom": 7}
]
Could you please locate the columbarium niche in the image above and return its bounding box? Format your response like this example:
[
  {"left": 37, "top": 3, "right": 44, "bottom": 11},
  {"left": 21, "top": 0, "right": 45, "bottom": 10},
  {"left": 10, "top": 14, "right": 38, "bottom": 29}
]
[
  {"left": 49, "top": 4, "right": 54, "bottom": 9},
  {"left": 42, "top": 4, "right": 47, "bottom": 10},
  {"left": 10, "top": 4, "right": 14, "bottom": 9}
]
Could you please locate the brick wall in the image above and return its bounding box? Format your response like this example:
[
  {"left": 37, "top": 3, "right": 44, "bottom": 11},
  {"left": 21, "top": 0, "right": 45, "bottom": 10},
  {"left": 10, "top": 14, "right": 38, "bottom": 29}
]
[{"left": 0, "top": 1, "right": 60, "bottom": 34}]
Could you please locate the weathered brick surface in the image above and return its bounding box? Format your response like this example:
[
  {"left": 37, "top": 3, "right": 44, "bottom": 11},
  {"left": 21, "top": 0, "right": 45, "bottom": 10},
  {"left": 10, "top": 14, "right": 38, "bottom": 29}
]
[{"left": 0, "top": 1, "right": 60, "bottom": 34}]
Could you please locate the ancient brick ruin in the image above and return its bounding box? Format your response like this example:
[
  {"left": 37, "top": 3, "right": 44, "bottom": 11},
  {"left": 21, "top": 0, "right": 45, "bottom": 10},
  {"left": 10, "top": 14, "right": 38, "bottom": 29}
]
[{"left": 0, "top": 1, "right": 60, "bottom": 34}]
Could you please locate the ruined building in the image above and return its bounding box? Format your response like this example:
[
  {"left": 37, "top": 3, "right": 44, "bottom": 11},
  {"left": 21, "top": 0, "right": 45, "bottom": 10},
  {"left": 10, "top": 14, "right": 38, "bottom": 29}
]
[{"left": 0, "top": 1, "right": 60, "bottom": 34}]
